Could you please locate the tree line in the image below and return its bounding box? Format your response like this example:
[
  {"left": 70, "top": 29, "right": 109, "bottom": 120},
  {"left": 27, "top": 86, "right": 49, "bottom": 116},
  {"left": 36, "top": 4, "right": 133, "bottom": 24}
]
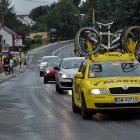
[
  {"left": 0, "top": 0, "right": 140, "bottom": 40},
  {"left": 30, "top": 0, "right": 140, "bottom": 39}
]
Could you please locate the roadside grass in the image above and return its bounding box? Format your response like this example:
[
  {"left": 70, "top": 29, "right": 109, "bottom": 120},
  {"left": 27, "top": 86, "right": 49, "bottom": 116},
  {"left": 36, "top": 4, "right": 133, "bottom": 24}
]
[{"left": 30, "top": 44, "right": 40, "bottom": 49}]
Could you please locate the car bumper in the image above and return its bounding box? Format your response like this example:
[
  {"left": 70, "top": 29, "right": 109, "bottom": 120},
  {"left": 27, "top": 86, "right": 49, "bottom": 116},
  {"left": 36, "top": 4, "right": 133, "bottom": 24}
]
[
  {"left": 44, "top": 74, "right": 55, "bottom": 81},
  {"left": 58, "top": 78, "right": 73, "bottom": 89},
  {"left": 85, "top": 95, "right": 140, "bottom": 110}
]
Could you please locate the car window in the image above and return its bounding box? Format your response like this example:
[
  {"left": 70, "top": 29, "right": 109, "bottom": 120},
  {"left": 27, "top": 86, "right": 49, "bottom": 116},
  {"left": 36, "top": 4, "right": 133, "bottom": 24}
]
[
  {"left": 47, "top": 59, "right": 62, "bottom": 67},
  {"left": 42, "top": 58, "right": 50, "bottom": 62},
  {"left": 88, "top": 61, "right": 140, "bottom": 78},
  {"left": 61, "top": 59, "right": 84, "bottom": 69},
  {"left": 42, "top": 57, "right": 58, "bottom": 62}
]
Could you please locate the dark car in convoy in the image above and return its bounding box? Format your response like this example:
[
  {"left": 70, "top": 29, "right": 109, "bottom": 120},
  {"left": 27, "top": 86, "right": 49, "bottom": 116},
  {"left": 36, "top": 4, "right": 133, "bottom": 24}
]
[
  {"left": 43, "top": 59, "right": 62, "bottom": 83},
  {"left": 39, "top": 56, "right": 59, "bottom": 76}
]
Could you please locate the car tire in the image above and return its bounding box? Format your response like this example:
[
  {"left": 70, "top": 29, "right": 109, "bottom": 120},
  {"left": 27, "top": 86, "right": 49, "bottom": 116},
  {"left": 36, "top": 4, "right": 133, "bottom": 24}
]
[
  {"left": 40, "top": 71, "right": 43, "bottom": 77},
  {"left": 81, "top": 94, "right": 92, "bottom": 120},
  {"left": 44, "top": 78, "right": 47, "bottom": 83},
  {"left": 72, "top": 91, "right": 80, "bottom": 113},
  {"left": 56, "top": 82, "right": 63, "bottom": 94}
]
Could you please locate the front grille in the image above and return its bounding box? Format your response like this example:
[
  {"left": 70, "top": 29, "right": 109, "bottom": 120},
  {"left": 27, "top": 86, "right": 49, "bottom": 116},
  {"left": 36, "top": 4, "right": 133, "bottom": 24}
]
[
  {"left": 60, "top": 82, "right": 72, "bottom": 87},
  {"left": 95, "top": 103, "right": 140, "bottom": 108},
  {"left": 109, "top": 87, "right": 140, "bottom": 95}
]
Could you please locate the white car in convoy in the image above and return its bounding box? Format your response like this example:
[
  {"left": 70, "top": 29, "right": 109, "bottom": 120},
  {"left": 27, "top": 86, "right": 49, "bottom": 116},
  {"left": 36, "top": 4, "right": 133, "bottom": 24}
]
[
  {"left": 55, "top": 57, "right": 85, "bottom": 93},
  {"left": 39, "top": 56, "right": 58, "bottom": 76}
]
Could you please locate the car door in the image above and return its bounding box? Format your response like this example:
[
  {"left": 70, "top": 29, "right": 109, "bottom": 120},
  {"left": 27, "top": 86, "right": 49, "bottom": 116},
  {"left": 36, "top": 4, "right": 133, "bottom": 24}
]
[{"left": 74, "top": 60, "right": 87, "bottom": 105}]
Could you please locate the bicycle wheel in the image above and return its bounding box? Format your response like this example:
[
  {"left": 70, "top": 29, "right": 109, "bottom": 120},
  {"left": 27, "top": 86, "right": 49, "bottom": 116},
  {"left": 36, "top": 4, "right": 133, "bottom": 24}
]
[
  {"left": 120, "top": 26, "right": 140, "bottom": 53},
  {"left": 75, "top": 27, "right": 101, "bottom": 56}
]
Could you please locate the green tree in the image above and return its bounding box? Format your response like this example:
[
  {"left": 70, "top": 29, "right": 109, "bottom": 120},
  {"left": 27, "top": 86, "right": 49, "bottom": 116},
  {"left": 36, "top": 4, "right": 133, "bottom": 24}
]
[
  {"left": 29, "top": 5, "right": 50, "bottom": 21},
  {"left": 132, "top": 1, "right": 140, "bottom": 25},
  {"left": 0, "top": 0, "right": 15, "bottom": 25},
  {"left": 82, "top": 0, "right": 139, "bottom": 30},
  {"left": 46, "top": 0, "right": 79, "bottom": 39},
  {"left": 33, "top": 34, "right": 43, "bottom": 44}
]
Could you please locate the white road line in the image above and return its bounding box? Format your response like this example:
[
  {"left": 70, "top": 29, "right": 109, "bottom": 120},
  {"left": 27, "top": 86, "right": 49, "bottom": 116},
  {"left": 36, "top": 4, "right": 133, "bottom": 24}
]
[{"left": 52, "top": 43, "right": 73, "bottom": 56}]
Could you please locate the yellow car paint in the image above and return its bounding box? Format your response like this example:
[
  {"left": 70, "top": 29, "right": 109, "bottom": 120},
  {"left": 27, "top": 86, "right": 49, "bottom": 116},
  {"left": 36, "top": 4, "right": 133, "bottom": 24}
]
[{"left": 72, "top": 52, "right": 140, "bottom": 112}]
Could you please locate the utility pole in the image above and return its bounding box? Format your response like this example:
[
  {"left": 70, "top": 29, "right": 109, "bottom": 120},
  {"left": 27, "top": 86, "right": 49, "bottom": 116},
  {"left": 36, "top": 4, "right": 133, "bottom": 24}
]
[
  {"left": 75, "top": 13, "right": 86, "bottom": 29},
  {"left": 93, "top": 9, "right": 95, "bottom": 28},
  {"left": 0, "top": 23, "right": 2, "bottom": 54}
]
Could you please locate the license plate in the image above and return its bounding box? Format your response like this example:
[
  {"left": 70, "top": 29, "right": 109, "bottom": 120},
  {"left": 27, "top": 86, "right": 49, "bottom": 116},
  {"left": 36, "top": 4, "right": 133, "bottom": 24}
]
[{"left": 115, "top": 97, "right": 138, "bottom": 104}]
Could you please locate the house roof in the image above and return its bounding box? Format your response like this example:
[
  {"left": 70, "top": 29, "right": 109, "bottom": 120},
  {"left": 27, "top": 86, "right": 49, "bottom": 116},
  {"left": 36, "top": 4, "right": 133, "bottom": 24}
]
[
  {"left": 17, "top": 15, "right": 35, "bottom": 26},
  {"left": 0, "top": 23, "right": 17, "bottom": 36},
  {"left": 2, "top": 26, "right": 17, "bottom": 36}
]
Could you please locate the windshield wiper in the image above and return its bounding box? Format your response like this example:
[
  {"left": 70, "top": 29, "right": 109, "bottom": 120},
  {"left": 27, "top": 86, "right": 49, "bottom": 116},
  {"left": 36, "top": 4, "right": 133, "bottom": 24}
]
[{"left": 121, "top": 63, "right": 139, "bottom": 72}]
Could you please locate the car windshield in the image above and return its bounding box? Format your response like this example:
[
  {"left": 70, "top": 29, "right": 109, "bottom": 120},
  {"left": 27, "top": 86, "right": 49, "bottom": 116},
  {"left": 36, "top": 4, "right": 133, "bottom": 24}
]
[
  {"left": 47, "top": 59, "right": 62, "bottom": 67},
  {"left": 88, "top": 61, "right": 140, "bottom": 78},
  {"left": 42, "top": 57, "right": 57, "bottom": 62},
  {"left": 62, "top": 59, "right": 84, "bottom": 69}
]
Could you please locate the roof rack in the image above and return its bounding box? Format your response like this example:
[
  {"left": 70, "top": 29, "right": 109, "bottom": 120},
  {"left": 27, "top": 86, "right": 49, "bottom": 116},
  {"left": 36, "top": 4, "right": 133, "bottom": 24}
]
[{"left": 74, "top": 25, "right": 140, "bottom": 61}]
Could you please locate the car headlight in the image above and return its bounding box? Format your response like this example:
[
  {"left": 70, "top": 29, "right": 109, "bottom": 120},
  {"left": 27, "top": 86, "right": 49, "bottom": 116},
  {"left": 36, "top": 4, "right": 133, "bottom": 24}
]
[
  {"left": 59, "top": 73, "right": 70, "bottom": 78},
  {"left": 46, "top": 69, "right": 50, "bottom": 74},
  {"left": 88, "top": 88, "right": 106, "bottom": 95}
]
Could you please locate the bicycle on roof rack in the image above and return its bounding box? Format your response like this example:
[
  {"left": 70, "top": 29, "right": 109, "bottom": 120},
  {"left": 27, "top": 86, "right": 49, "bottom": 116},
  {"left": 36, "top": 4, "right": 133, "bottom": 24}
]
[{"left": 74, "top": 22, "right": 140, "bottom": 60}]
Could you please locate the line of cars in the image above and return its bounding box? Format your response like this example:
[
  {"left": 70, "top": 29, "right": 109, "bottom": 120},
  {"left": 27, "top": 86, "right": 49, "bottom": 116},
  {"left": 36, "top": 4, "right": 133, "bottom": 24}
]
[
  {"left": 39, "top": 55, "right": 85, "bottom": 94},
  {"left": 39, "top": 52, "right": 140, "bottom": 120}
]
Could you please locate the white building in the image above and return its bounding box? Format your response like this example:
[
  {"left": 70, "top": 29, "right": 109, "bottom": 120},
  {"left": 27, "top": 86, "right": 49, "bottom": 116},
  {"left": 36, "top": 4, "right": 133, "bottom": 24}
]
[
  {"left": 17, "top": 15, "right": 35, "bottom": 27},
  {"left": 0, "top": 25, "right": 17, "bottom": 53}
]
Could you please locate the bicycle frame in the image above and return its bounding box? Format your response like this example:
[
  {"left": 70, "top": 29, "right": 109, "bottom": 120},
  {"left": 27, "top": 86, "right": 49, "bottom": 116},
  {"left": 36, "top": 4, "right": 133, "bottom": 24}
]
[{"left": 96, "top": 22, "right": 118, "bottom": 50}]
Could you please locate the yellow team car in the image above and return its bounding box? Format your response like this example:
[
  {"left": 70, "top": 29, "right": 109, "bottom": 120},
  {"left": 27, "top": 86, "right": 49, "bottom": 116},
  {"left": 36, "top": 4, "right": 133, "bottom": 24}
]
[{"left": 72, "top": 52, "right": 140, "bottom": 119}]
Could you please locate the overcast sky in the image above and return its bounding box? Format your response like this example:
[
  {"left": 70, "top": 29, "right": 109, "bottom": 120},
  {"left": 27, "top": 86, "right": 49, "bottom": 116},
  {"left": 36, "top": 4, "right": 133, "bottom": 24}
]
[
  {"left": 11, "top": 0, "right": 58, "bottom": 15},
  {"left": 11, "top": 0, "right": 86, "bottom": 15}
]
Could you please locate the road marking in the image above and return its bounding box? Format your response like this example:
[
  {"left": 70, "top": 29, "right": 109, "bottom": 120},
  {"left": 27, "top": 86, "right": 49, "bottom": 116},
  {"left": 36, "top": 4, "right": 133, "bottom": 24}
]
[
  {"left": 24, "top": 86, "right": 42, "bottom": 89},
  {"left": 52, "top": 43, "right": 73, "bottom": 56}
]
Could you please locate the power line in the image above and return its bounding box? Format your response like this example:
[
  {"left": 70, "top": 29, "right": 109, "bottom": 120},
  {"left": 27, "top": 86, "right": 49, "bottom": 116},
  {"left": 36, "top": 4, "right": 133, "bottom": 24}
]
[{"left": 25, "top": 0, "right": 52, "bottom": 4}]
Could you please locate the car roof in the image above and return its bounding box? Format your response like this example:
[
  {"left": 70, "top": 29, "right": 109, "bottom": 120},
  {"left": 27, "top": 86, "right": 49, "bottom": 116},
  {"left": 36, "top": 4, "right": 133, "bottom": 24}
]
[
  {"left": 88, "top": 52, "right": 135, "bottom": 62},
  {"left": 62, "top": 57, "right": 85, "bottom": 60},
  {"left": 42, "top": 56, "right": 58, "bottom": 59}
]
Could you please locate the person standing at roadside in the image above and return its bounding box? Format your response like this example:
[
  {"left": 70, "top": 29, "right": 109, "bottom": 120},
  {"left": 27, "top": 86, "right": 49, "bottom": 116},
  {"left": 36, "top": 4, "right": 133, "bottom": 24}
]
[
  {"left": 0, "top": 58, "right": 3, "bottom": 76},
  {"left": 3, "top": 56, "right": 10, "bottom": 76},
  {"left": 9, "top": 57, "right": 14, "bottom": 75},
  {"left": 58, "top": 36, "right": 60, "bottom": 43},
  {"left": 19, "top": 56, "right": 22, "bottom": 68}
]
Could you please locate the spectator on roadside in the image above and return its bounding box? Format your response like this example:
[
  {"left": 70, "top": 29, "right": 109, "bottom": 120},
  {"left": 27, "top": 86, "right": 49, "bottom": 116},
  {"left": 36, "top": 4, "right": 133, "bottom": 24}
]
[
  {"left": 3, "top": 56, "right": 10, "bottom": 76},
  {"left": 58, "top": 36, "right": 60, "bottom": 43},
  {"left": 9, "top": 57, "right": 14, "bottom": 75},
  {"left": 18, "top": 56, "right": 22, "bottom": 68},
  {"left": 0, "top": 58, "right": 3, "bottom": 76},
  {"left": 13, "top": 56, "right": 17, "bottom": 66},
  {"left": 23, "top": 57, "right": 27, "bottom": 65}
]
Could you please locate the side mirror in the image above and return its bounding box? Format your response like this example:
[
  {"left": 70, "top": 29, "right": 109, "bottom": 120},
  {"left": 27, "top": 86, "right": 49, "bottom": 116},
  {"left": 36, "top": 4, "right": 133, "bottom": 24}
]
[
  {"left": 54, "top": 67, "right": 60, "bottom": 70},
  {"left": 74, "top": 72, "right": 83, "bottom": 78},
  {"left": 38, "top": 60, "right": 41, "bottom": 63}
]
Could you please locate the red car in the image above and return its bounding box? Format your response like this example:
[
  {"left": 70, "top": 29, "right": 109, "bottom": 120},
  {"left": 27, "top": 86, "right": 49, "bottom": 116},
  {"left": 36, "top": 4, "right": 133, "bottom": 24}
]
[{"left": 43, "top": 59, "right": 62, "bottom": 83}]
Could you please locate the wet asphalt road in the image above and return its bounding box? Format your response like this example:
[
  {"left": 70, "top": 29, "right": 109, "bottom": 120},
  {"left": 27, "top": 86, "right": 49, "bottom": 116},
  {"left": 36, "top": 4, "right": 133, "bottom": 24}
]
[{"left": 1, "top": 42, "right": 140, "bottom": 140}]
